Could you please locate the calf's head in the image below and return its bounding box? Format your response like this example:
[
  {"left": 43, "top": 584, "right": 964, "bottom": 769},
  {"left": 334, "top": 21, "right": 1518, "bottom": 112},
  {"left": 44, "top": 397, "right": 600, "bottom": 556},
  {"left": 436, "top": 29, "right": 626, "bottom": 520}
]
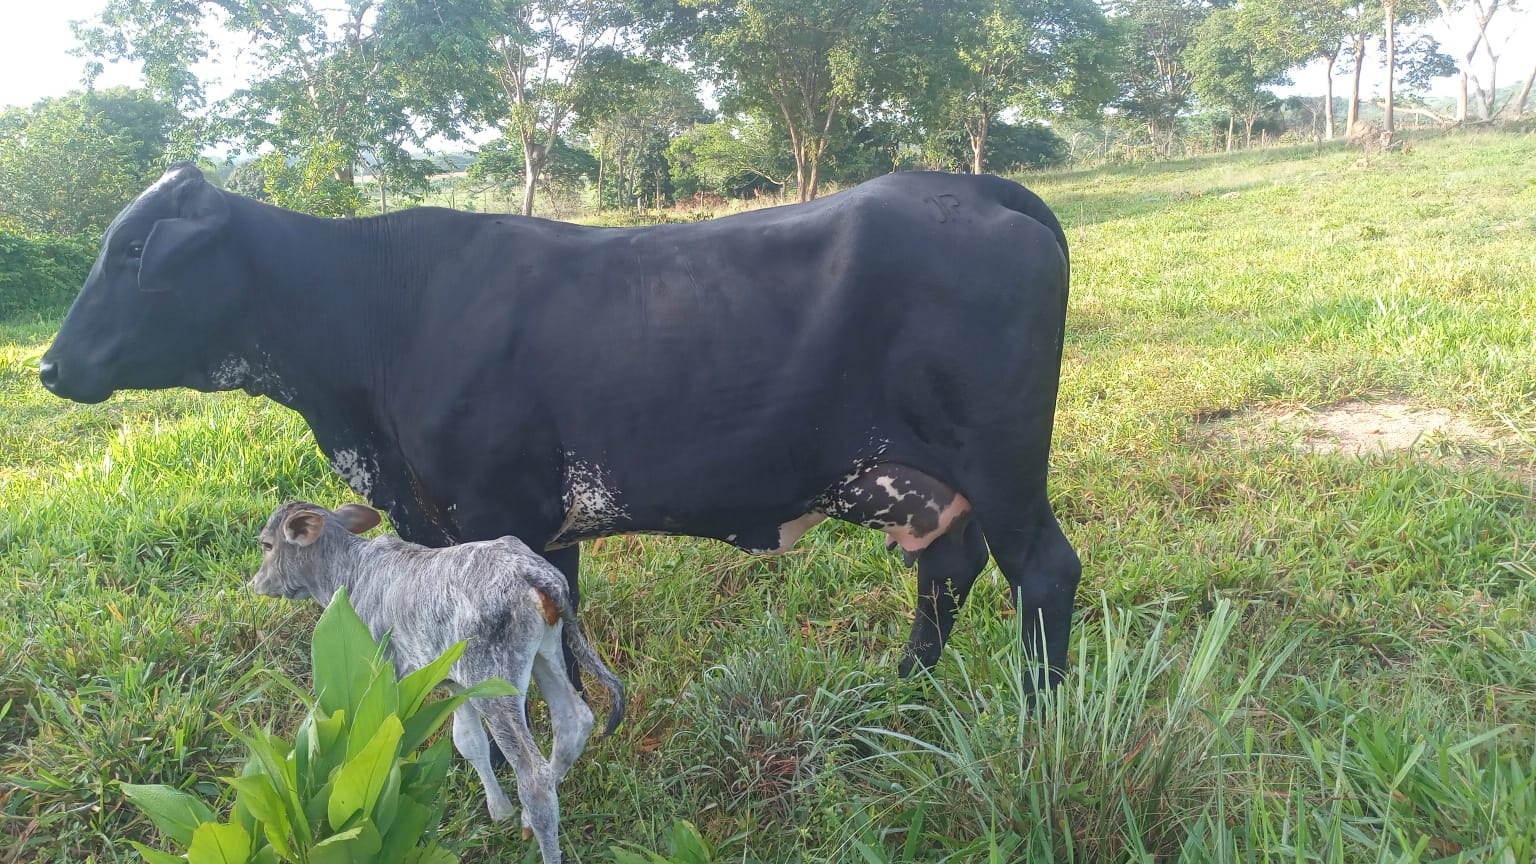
[
  {"left": 40, "top": 162, "right": 246, "bottom": 403},
  {"left": 251, "top": 501, "right": 382, "bottom": 603}
]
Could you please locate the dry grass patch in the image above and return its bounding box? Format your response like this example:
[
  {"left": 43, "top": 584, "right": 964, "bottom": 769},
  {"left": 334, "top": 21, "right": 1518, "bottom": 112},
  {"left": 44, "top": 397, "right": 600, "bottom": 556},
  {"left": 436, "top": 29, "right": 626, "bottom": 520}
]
[{"left": 1210, "top": 398, "right": 1514, "bottom": 457}]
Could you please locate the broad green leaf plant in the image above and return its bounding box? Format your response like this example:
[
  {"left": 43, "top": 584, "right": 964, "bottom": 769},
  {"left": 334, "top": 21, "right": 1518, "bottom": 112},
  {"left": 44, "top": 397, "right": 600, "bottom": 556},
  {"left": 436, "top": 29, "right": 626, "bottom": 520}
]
[{"left": 122, "top": 587, "right": 515, "bottom": 864}]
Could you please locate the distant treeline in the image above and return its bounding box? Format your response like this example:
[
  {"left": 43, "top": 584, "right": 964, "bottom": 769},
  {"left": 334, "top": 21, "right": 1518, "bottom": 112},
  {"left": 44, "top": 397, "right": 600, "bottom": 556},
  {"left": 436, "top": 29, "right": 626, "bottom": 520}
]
[{"left": 2, "top": 0, "right": 1532, "bottom": 235}]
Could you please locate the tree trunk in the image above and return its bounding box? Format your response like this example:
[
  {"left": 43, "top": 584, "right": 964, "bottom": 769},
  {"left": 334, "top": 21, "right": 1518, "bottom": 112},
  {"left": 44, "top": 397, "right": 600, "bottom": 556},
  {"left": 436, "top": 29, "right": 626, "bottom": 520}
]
[
  {"left": 595, "top": 151, "right": 604, "bottom": 215},
  {"left": 1348, "top": 36, "right": 1366, "bottom": 129},
  {"left": 1458, "top": 73, "right": 1469, "bottom": 121},
  {"left": 970, "top": 115, "right": 989, "bottom": 174},
  {"left": 1383, "top": 0, "right": 1396, "bottom": 144},
  {"left": 794, "top": 149, "right": 809, "bottom": 203},
  {"left": 1324, "top": 54, "right": 1337, "bottom": 140},
  {"left": 1479, "top": 57, "right": 1499, "bottom": 119},
  {"left": 1244, "top": 113, "right": 1257, "bottom": 147},
  {"left": 807, "top": 148, "right": 823, "bottom": 202},
  {"left": 520, "top": 137, "right": 547, "bottom": 217},
  {"left": 379, "top": 179, "right": 387, "bottom": 215},
  {"left": 1517, "top": 64, "right": 1536, "bottom": 117},
  {"left": 1226, "top": 113, "right": 1234, "bottom": 151}
]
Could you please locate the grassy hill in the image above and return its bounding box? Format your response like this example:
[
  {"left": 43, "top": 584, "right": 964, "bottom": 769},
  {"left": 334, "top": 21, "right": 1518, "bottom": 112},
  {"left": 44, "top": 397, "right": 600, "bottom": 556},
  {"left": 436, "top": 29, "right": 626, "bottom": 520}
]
[{"left": 2, "top": 129, "right": 1534, "bottom": 862}]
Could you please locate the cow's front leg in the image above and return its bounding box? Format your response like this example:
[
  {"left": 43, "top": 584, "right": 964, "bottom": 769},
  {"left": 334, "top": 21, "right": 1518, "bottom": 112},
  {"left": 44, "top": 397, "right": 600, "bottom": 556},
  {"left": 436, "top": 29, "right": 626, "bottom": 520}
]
[{"left": 543, "top": 544, "right": 584, "bottom": 692}]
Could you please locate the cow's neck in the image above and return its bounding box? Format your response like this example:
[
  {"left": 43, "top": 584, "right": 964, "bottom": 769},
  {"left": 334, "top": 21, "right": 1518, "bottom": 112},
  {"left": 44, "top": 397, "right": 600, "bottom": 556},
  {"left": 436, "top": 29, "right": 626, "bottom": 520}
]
[
  {"left": 227, "top": 198, "right": 457, "bottom": 544},
  {"left": 229, "top": 199, "right": 413, "bottom": 410}
]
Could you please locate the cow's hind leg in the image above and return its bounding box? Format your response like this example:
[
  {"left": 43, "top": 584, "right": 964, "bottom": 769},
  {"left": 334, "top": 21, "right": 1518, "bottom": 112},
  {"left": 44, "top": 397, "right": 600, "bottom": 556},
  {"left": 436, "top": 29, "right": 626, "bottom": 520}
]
[
  {"left": 544, "top": 544, "right": 584, "bottom": 692},
  {"left": 899, "top": 519, "right": 989, "bottom": 676},
  {"left": 976, "top": 490, "right": 1080, "bottom": 690}
]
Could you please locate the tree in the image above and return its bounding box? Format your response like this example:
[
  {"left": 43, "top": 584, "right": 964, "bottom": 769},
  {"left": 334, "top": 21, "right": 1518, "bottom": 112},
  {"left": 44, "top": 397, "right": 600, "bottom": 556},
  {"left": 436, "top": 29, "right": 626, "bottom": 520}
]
[
  {"left": 1378, "top": 0, "right": 1441, "bottom": 140},
  {"left": 920, "top": 120, "right": 1069, "bottom": 172},
  {"left": 1260, "top": 0, "right": 1358, "bottom": 139},
  {"left": 666, "top": 114, "right": 793, "bottom": 199},
  {"left": 389, "top": 0, "right": 638, "bottom": 216},
  {"left": 1434, "top": 0, "right": 1522, "bottom": 121},
  {"left": 254, "top": 144, "right": 366, "bottom": 217},
  {"left": 1109, "top": 0, "right": 1215, "bottom": 157},
  {"left": 679, "top": 0, "right": 882, "bottom": 201},
  {"left": 1189, "top": 4, "right": 1293, "bottom": 148},
  {"left": 77, "top": 0, "right": 450, "bottom": 214},
  {"left": 1518, "top": 63, "right": 1536, "bottom": 116},
  {"left": 0, "top": 88, "right": 179, "bottom": 238},
  {"left": 902, "top": 0, "right": 1117, "bottom": 174},
  {"left": 574, "top": 57, "right": 707, "bottom": 211},
  {"left": 1338, "top": 1, "right": 1374, "bottom": 131}
]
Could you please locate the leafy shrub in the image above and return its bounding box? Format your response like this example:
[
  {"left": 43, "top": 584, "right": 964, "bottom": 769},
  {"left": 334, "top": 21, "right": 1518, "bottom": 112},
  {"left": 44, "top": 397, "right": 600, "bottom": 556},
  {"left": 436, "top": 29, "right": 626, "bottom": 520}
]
[
  {"left": 0, "top": 230, "right": 93, "bottom": 321},
  {"left": 121, "top": 587, "right": 514, "bottom": 863}
]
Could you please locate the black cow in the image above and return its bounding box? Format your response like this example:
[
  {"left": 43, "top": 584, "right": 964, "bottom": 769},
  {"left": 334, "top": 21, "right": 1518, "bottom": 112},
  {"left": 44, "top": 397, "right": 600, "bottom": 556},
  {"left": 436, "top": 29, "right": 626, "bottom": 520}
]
[{"left": 40, "top": 163, "right": 1081, "bottom": 687}]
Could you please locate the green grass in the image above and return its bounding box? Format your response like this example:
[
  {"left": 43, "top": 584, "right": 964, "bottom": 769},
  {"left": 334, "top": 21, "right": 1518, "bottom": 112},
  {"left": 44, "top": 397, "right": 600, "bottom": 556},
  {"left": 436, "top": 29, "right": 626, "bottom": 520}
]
[{"left": 4, "top": 129, "right": 1536, "bottom": 862}]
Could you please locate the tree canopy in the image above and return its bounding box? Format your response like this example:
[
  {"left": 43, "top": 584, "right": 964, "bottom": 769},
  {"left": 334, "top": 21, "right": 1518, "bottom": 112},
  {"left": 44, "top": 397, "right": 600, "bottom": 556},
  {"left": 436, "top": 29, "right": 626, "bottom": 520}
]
[{"left": 48, "top": 0, "right": 1476, "bottom": 216}]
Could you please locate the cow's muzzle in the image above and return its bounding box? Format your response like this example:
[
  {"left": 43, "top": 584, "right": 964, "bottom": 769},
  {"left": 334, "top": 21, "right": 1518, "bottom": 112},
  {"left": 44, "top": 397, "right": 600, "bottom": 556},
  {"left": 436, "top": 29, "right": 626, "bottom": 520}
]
[{"left": 38, "top": 357, "right": 113, "bottom": 403}]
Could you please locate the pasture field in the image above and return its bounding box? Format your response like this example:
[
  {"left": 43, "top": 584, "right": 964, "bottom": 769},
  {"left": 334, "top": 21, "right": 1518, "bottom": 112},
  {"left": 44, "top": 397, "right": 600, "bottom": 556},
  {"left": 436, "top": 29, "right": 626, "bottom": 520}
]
[{"left": 3, "top": 130, "right": 1535, "bottom": 863}]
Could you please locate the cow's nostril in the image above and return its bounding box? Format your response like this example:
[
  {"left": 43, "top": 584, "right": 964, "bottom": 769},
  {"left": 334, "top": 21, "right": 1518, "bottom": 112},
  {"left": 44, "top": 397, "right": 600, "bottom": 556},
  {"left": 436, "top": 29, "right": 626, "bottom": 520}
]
[{"left": 38, "top": 360, "right": 59, "bottom": 390}]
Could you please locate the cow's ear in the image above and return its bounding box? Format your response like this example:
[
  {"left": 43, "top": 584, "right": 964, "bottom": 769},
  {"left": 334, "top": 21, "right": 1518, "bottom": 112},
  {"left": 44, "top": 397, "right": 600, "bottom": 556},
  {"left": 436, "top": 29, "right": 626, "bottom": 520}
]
[
  {"left": 138, "top": 218, "right": 216, "bottom": 292},
  {"left": 282, "top": 510, "right": 326, "bottom": 547},
  {"left": 139, "top": 174, "right": 228, "bottom": 292},
  {"left": 334, "top": 504, "right": 381, "bottom": 535}
]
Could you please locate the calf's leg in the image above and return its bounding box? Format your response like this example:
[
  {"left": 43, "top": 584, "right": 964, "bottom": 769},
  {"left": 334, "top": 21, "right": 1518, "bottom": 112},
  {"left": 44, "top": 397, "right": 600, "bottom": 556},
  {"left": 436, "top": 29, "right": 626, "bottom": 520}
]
[
  {"left": 451, "top": 703, "right": 515, "bottom": 821},
  {"left": 481, "top": 694, "right": 562, "bottom": 864},
  {"left": 531, "top": 631, "right": 596, "bottom": 782}
]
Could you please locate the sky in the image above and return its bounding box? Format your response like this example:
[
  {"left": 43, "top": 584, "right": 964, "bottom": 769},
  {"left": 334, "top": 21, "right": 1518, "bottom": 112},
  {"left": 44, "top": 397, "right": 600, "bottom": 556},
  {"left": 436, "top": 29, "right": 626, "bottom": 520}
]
[{"left": 2, "top": 0, "right": 1534, "bottom": 115}]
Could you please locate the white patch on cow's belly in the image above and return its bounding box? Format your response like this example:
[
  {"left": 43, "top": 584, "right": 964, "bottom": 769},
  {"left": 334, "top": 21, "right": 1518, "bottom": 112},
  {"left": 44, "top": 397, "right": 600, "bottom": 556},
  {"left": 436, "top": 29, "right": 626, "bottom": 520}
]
[
  {"left": 744, "top": 513, "right": 827, "bottom": 555},
  {"left": 552, "top": 456, "right": 628, "bottom": 545},
  {"left": 330, "top": 448, "right": 376, "bottom": 498}
]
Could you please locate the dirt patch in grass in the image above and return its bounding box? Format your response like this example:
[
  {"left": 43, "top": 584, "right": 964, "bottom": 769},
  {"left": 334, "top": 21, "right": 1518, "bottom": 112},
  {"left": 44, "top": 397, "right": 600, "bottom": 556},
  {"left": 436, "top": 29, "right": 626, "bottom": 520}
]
[{"left": 1209, "top": 399, "right": 1510, "bottom": 456}]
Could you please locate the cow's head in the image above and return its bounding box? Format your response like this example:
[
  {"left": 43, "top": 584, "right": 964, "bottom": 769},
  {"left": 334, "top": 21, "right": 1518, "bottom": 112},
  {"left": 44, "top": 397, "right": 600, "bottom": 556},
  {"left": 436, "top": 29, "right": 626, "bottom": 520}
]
[
  {"left": 251, "top": 501, "right": 382, "bottom": 604},
  {"left": 40, "top": 162, "right": 245, "bottom": 403}
]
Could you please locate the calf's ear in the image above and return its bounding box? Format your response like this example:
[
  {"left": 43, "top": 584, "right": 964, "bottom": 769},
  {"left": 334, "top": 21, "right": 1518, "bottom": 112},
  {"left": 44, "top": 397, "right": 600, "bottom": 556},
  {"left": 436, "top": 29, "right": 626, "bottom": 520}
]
[
  {"left": 335, "top": 503, "right": 382, "bottom": 535},
  {"left": 282, "top": 510, "right": 325, "bottom": 546}
]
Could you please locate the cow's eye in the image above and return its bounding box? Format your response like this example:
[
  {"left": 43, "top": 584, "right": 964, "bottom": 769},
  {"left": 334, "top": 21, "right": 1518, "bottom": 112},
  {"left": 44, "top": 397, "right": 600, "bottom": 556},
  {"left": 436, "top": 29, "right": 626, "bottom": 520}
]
[
  {"left": 260, "top": 540, "right": 273, "bottom": 552},
  {"left": 126, "top": 241, "right": 144, "bottom": 260}
]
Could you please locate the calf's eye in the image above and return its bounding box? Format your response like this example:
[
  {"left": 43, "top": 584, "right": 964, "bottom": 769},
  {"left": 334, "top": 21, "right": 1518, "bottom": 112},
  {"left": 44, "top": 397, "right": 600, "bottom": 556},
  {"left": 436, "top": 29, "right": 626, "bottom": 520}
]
[{"left": 126, "top": 241, "right": 144, "bottom": 260}]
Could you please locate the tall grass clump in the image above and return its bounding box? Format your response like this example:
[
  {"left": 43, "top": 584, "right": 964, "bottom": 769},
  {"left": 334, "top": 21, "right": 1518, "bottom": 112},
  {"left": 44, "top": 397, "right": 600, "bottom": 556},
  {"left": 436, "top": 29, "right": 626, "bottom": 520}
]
[
  {"left": 660, "top": 615, "right": 889, "bottom": 843},
  {"left": 842, "top": 598, "right": 1281, "bottom": 860},
  {"left": 839, "top": 595, "right": 1536, "bottom": 863}
]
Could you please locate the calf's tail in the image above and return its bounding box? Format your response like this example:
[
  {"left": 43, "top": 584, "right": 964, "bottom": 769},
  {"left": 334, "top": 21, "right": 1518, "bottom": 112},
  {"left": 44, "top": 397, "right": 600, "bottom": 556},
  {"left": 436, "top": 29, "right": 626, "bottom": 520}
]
[
  {"left": 525, "top": 565, "right": 627, "bottom": 737},
  {"left": 561, "top": 606, "right": 626, "bottom": 737}
]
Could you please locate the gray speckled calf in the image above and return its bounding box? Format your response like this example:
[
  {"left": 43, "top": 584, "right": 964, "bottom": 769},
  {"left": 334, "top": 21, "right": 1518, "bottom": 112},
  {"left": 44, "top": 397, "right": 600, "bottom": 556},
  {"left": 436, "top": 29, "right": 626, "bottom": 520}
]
[{"left": 250, "top": 500, "right": 624, "bottom": 864}]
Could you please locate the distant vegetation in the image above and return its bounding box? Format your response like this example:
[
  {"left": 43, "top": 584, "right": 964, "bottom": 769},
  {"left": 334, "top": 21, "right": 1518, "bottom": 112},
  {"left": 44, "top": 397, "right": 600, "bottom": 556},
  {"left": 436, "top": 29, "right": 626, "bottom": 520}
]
[{"left": 0, "top": 0, "right": 1527, "bottom": 236}]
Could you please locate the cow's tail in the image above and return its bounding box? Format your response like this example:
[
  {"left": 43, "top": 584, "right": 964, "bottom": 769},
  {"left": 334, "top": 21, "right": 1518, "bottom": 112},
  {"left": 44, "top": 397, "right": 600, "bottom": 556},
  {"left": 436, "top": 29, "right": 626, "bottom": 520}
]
[{"left": 526, "top": 566, "right": 626, "bottom": 737}]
